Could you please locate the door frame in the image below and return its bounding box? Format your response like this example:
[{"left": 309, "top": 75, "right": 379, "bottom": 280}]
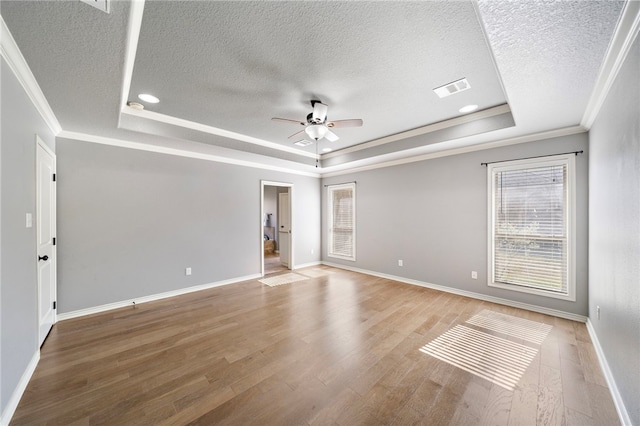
[
  {"left": 260, "top": 180, "right": 294, "bottom": 276},
  {"left": 36, "top": 135, "right": 57, "bottom": 346}
]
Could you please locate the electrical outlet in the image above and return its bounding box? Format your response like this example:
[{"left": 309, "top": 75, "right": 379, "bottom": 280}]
[
  {"left": 398, "top": 260, "right": 403, "bottom": 267},
  {"left": 471, "top": 271, "right": 478, "bottom": 279},
  {"left": 596, "top": 305, "right": 601, "bottom": 320},
  {"left": 185, "top": 267, "right": 192, "bottom": 276}
]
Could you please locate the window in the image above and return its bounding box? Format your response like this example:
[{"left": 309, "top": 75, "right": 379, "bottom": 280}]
[
  {"left": 488, "top": 154, "right": 575, "bottom": 301},
  {"left": 328, "top": 183, "right": 356, "bottom": 261}
]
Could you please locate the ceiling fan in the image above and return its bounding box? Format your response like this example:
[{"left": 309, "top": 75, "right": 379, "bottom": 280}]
[{"left": 272, "top": 100, "right": 363, "bottom": 143}]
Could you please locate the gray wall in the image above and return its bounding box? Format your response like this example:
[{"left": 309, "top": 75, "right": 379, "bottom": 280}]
[
  {"left": 0, "top": 59, "right": 55, "bottom": 415},
  {"left": 589, "top": 34, "right": 639, "bottom": 425},
  {"left": 322, "top": 133, "right": 589, "bottom": 316},
  {"left": 56, "top": 139, "right": 321, "bottom": 313}
]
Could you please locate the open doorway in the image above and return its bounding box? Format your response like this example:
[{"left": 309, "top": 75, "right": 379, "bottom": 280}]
[{"left": 261, "top": 181, "right": 293, "bottom": 276}]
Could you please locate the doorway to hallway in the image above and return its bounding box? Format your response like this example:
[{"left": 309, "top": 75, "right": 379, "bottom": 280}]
[{"left": 261, "top": 181, "right": 294, "bottom": 276}]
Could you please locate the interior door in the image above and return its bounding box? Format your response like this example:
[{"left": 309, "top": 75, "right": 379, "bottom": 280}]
[
  {"left": 278, "top": 192, "right": 290, "bottom": 268},
  {"left": 36, "top": 138, "right": 56, "bottom": 346}
]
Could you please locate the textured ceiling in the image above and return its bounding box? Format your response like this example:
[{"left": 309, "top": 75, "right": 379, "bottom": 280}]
[
  {"left": 129, "top": 1, "right": 507, "bottom": 155},
  {"left": 0, "top": 0, "right": 625, "bottom": 173}
]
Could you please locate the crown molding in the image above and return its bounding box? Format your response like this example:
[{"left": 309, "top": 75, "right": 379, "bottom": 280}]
[
  {"left": 0, "top": 15, "right": 62, "bottom": 135},
  {"left": 581, "top": 0, "right": 640, "bottom": 129},
  {"left": 321, "top": 125, "right": 586, "bottom": 178},
  {"left": 120, "top": 106, "right": 318, "bottom": 160},
  {"left": 58, "top": 130, "right": 321, "bottom": 178},
  {"left": 322, "top": 103, "right": 511, "bottom": 160}
]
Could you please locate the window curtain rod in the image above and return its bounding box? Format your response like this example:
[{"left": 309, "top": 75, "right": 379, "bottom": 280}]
[
  {"left": 324, "top": 181, "right": 357, "bottom": 187},
  {"left": 481, "top": 150, "right": 583, "bottom": 166}
]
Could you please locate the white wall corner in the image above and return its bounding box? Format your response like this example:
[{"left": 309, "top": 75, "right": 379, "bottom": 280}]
[
  {"left": 581, "top": 0, "right": 640, "bottom": 129},
  {"left": 0, "top": 350, "right": 40, "bottom": 426},
  {"left": 0, "top": 16, "right": 62, "bottom": 135},
  {"left": 585, "top": 319, "right": 632, "bottom": 426}
]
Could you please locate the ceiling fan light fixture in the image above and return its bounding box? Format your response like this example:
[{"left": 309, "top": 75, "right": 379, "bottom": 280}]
[{"left": 305, "top": 124, "right": 328, "bottom": 140}]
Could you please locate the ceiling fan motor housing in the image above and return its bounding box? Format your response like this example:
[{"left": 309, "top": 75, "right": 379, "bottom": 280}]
[{"left": 307, "top": 112, "right": 325, "bottom": 124}]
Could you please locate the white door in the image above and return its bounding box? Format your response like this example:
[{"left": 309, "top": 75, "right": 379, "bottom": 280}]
[
  {"left": 36, "top": 138, "right": 56, "bottom": 346},
  {"left": 278, "top": 192, "right": 290, "bottom": 268}
]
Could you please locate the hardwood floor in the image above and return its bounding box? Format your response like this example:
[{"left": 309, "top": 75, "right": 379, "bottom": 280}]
[
  {"left": 264, "top": 253, "right": 287, "bottom": 275},
  {"left": 11, "top": 267, "right": 619, "bottom": 425}
]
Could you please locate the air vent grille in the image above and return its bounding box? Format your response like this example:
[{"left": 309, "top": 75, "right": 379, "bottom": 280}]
[
  {"left": 294, "top": 140, "right": 313, "bottom": 147},
  {"left": 433, "top": 78, "right": 470, "bottom": 98}
]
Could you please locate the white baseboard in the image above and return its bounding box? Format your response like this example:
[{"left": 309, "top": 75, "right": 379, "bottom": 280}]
[
  {"left": 292, "top": 261, "right": 322, "bottom": 270},
  {"left": 322, "top": 261, "right": 588, "bottom": 323},
  {"left": 0, "top": 350, "right": 40, "bottom": 426},
  {"left": 586, "top": 319, "right": 631, "bottom": 426},
  {"left": 57, "top": 273, "right": 262, "bottom": 321}
]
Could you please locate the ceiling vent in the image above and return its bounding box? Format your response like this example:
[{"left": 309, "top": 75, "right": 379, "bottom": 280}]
[
  {"left": 80, "top": 0, "right": 110, "bottom": 13},
  {"left": 433, "top": 78, "right": 470, "bottom": 98},
  {"left": 294, "top": 140, "right": 313, "bottom": 147}
]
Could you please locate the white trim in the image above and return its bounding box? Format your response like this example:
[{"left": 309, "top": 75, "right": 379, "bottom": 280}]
[
  {"left": 0, "top": 350, "right": 40, "bottom": 426},
  {"left": 322, "top": 261, "right": 587, "bottom": 323},
  {"left": 581, "top": 1, "right": 640, "bottom": 129},
  {"left": 57, "top": 130, "right": 320, "bottom": 178},
  {"left": 56, "top": 273, "right": 261, "bottom": 321},
  {"left": 322, "top": 104, "right": 511, "bottom": 159},
  {"left": 292, "top": 261, "right": 322, "bottom": 270},
  {"left": 321, "top": 126, "right": 586, "bottom": 178},
  {"left": 118, "top": 0, "right": 145, "bottom": 114},
  {"left": 585, "top": 319, "right": 632, "bottom": 426},
  {"left": 0, "top": 16, "right": 61, "bottom": 135},
  {"left": 487, "top": 154, "right": 577, "bottom": 302},
  {"left": 121, "top": 107, "right": 318, "bottom": 160}
]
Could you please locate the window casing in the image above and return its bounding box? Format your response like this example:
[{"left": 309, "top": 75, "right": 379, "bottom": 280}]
[
  {"left": 488, "top": 154, "right": 576, "bottom": 301},
  {"left": 327, "top": 183, "right": 356, "bottom": 261}
]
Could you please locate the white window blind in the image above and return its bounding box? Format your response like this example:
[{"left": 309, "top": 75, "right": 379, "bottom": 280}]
[
  {"left": 488, "top": 155, "right": 575, "bottom": 300},
  {"left": 328, "top": 183, "right": 356, "bottom": 261}
]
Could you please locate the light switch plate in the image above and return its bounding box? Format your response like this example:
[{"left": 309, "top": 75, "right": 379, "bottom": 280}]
[{"left": 26, "top": 213, "right": 33, "bottom": 228}]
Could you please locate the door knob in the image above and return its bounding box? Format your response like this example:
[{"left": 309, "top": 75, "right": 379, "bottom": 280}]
[{"left": 38, "top": 255, "right": 49, "bottom": 261}]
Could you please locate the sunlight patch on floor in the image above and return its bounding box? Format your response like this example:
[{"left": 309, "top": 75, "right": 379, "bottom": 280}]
[
  {"left": 419, "top": 325, "right": 538, "bottom": 390},
  {"left": 466, "top": 310, "right": 553, "bottom": 345},
  {"left": 259, "top": 273, "right": 309, "bottom": 287},
  {"left": 298, "top": 268, "right": 335, "bottom": 278}
]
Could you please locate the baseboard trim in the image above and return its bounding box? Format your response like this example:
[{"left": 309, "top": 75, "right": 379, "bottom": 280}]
[
  {"left": 585, "top": 319, "right": 631, "bottom": 426},
  {"left": 292, "top": 261, "right": 322, "bottom": 270},
  {"left": 57, "top": 273, "right": 262, "bottom": 321},
  {"left": 0, "top": 350, "right": 40, "bottom": 426},
  {"left": 322, "top": 262, "right": 588, "bottom": 323}
]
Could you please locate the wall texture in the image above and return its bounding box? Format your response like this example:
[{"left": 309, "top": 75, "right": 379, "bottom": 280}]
[
  {"left": 589, "top": 34, "right": 639, "bottom": 425},
  {"left": 56, "top": 139, "right": 321, "bottom": 314},
  {"left": 0, "top": 58, "right": 55, "bottom": 416},
  {"left": 322, "top": 133, "right": 589, "bottom": 317}
]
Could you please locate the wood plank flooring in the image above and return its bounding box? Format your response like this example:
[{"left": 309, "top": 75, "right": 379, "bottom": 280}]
[{"left": 11, "top": 266, "right": 619, "bottom": 425}]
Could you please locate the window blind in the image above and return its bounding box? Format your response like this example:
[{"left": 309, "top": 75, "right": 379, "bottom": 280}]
[
  {"left": 493, "top": 163, "right": 568, "bottom": 293},
  {"left": 328, "top": 184, "right": 355, "bottom": 260}
]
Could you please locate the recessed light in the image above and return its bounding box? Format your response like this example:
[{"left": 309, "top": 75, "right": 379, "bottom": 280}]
[
  {"left": 294, "top": 140, "right": 313, "bottom": 147},
  {"left": 459, "top": 104, "right": 478, "bottom": 113},
  {"left": 138, "top": 93, "right": 160, "bottom": 104},
  {"left": 322, "top": 147, "right": 333, "bottom": 152},
  {"left": 433, "top": 78, "right": 470, "bottom": 98}
]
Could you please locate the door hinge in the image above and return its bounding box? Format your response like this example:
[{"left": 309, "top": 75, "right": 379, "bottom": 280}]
[
  {"left": 53, "top": 301, "right": 57, "bottom": 310},
  {"left": 53, "top": 237, "right": 56, "bottom": 246},
  {"left": 52, "top": 173, "right": 56, "bottom": 182}
]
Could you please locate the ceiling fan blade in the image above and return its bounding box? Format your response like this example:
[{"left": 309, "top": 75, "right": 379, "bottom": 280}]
[
  {"left": 312, "top": 102, "right": 328, "bottom": 123},
  {"left": 324, "top": 129, "right": 339, "bottom": 142},
  {"left": 272, "top": 117, "right": 305, "bottom": 126},
  {"left": 326, "top": 119, "right": 363, "bottom": 128},
  {"left": 288, "top": 129, "right": 307, "bottom": 140}
]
